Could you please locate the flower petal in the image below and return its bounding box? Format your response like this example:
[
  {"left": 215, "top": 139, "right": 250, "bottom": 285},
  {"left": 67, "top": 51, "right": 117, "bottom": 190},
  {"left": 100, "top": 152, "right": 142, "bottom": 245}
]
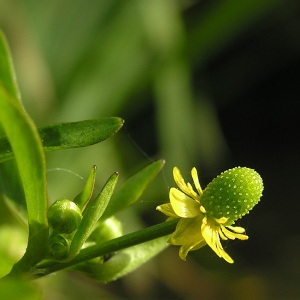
[
  {"left": 226, "top": 225, "right": 246, "bottom": 233},
  {"left": 168, "top": 217, "right": 206, "bottom": 260},
  {"left": 215, "top": 237, "right": 234, "bottom": 263},
  {"left": 221, "top": 225, "right": 248, "bottom": 240},
  {"left": 173, "top": 167, "right": 198, "bottom": 199},
  {"left": 156, "top": 203, "right": 178, "bottom": 218},
  {"left": 191, "top": 167, "right": 203, "bottom": 195},
  {"left": 179, "top": 239, "right": 206, "bottom": 261},
  {"left": 170, "top": 188, "right": 200, "bottom": 218},
  {"left": 201, "top": 217, "right": 234, "bottom": 263},
  {"left": 169, "top": 217, "right": 203, "bottom": 244},
  {"left": 218, "top": 228, "right": 228, "bottom": 240}
]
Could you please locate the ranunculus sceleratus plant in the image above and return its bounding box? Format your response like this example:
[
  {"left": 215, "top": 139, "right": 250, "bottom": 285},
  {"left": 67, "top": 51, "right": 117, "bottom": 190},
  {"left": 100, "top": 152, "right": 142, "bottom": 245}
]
[{"left": 0, "top": 30, "right": 263, "bottom": 285}]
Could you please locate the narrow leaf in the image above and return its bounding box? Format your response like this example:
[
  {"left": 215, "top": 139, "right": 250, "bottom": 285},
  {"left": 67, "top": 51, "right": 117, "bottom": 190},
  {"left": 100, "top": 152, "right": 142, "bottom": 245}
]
[
  {"left": 0, "top": 86, "right": 47, "bottom": 227},
  {"left": 77, "top": 236, "right": 169, "bottom": 283},
  {"left": 0, "top": 86, "right": 48, "bottom": 269},
  {"left": 0, "top": 31, "right": 27, "bottom": 226},
  {"left": 0, "top": 118, "right": 124, "bottom": 163},
  {"left": 0, "top": 161, "right": 27, "bottom": 225},
  {"left": 39, "top": 118, "right": 124, "bottom": 151},
  {"left": 73, "top": 165, "right": 97, "bottom": 210},
  {"left": 101, "top": 160, "right": 165, "bottom": 220},
  {"left": 68, "top": 172, "right": 119, "bottom": 260},
  {"left": 0, "top": 30, "right": 21, "bottom": 103}
]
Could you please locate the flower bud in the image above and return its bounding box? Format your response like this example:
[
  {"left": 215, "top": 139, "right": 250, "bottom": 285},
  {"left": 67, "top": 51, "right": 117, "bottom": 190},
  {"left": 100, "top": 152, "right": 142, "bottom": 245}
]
[
  {"left": 200, "top": 167, "right": 263, "bottom": 225},
  {"left": 48, "top": 233, "right": 70, "bottom": 260},
  {"left": 89, "top": 217, "right": 123, "bottom": 244},
  {"left": 48, "top": 199, "right": 82, "bottom": 234}
]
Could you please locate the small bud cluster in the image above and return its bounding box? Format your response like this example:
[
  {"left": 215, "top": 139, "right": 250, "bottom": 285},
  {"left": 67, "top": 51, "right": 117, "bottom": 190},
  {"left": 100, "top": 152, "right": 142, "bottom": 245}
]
[
  {"left": 48, "top": 199, "right": 82, "bottom": 234},
  {"left": 47, "top": 199, "right": 83, "bottom": 260}
]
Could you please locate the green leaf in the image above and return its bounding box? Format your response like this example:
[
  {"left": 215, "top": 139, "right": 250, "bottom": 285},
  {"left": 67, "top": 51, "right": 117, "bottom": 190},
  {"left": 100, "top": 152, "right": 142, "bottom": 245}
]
[
  {"left": 68, "top": 172, "right": 119, "bottom": 260},
  {"left": 0, "top": 161, "right": 27, "bottom": 225},
  {"left": 77, "top": 236, "right": 169, "bottom": 283},
  {"left": 0, "top": 86, "right": 48, "bottom": 271},
  {"left": 101, "top": 160, "right": 165, "bottom": 220},
  {"left": 39, "top": 118, "right": 124, "bottom": 151},
  {"left": 0, "top": 87, "right": 47, "bottom": 227},
  {"left": 0, "top": 30, "right": 21, "bottom": 103},
  {"left": 0, "top": 118, "right": 124, "bottom": 163},
  {"left": 0, "top": 31, "right": 27, "bottom": 227},
  {"left": 73, "top": 165, "right": 97, "bottom": 210}
]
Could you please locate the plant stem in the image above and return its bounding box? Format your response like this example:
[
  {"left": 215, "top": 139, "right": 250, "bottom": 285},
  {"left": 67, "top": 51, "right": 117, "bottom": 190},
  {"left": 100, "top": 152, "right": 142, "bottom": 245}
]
[{"left": 34, "top": 219, "right": 179, "bottom": 278}]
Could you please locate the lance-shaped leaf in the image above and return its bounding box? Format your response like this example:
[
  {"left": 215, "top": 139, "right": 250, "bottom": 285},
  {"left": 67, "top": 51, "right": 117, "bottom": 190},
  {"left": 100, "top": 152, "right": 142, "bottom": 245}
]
[
  {"left": 101, "top": 160, "right": 165, "bottom": 220},
  {"left": 0, "top": 86, "right": 48, "bottom": 269},
  {"left": 73, "top": 165, "right": 97, "bottom": 210},
  {"left": 0, "top": 118, "right": 124, "bottom": 163},
  {"left": 0, "top": 31, "right": 28, "bottom": 227},
  {"left": 0, "top": 30, "right": 21, "bottom": 104},
  {"left": 68, "top": 172, "right": 119, "bottom": 260},
  {"left": 0, "top": 162, "right": 27, "bottom": 225},
  {"left": 39, "top": 118, "right": 124, "bottom": 151},
  {"left": 76, "top": 236, "right": 169, "bottom": 283}
]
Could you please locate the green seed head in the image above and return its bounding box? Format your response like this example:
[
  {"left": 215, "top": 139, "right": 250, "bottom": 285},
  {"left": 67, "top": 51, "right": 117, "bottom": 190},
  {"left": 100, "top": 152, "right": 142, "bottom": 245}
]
[
  {"left": 200, "top": 167, "right": 263, "bottom": 225},
  {"left": 48, "top": 199, "right": 83, "bottom": 234}
]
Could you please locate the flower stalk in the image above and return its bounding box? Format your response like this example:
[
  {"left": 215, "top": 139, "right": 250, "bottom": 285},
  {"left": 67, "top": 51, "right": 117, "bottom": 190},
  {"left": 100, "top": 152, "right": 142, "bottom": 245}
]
[{"left": 33, "top": 219, "right": 179, "bottom": 278}]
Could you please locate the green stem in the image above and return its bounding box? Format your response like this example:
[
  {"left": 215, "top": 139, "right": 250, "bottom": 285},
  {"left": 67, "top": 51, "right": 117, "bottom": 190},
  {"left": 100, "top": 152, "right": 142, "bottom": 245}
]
[{"left": 34, "top": 219, "right": 179, "bottom": 278}]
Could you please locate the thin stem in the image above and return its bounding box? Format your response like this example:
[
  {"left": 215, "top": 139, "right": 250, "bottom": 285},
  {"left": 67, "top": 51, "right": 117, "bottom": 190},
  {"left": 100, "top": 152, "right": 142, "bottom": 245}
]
[{"left": 34, "top": 219, "right": 179, "bottom": 278}]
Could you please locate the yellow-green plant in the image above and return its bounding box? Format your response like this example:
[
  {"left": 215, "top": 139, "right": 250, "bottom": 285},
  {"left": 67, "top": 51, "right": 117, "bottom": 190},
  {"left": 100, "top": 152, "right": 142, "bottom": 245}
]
[
  {"left": 0, "top": 30, "right": 263, "bottom": 296},
  {"left": 0, "top": 30, "right": 171, "bottom": 284}
]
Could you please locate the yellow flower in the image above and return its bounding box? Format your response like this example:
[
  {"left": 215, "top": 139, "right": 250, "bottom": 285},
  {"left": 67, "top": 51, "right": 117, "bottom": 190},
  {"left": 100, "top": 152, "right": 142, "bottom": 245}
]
[{"left": 157, "top": 166, "right": 263, "bottom": 263}]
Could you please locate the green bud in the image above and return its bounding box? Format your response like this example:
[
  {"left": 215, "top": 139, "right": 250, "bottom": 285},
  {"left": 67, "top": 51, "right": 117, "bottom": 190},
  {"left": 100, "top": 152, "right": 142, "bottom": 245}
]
[
  {"left": 89, "top": 217, "right": 123, "bottom": 244},
  {"left": 48, "top": 199, "right": 82, "bottom": 234},
  {"left": 48, "top": 233, "right": 70, "bottom": 260},
  {"left": 73, "top": 217, "right": 123, "bottom": 270},
  {"left": 201, "top": 167, "right": 263, "bottom": 225}
]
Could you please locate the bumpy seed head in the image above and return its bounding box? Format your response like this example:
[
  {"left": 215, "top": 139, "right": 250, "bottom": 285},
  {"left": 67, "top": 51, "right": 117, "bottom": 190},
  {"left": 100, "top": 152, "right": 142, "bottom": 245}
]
[
  {"left": 48, "top": 199, "right": 83, "bottom": 234},
  {"left": 200, "top": 167, "right": 263, "bottom": 225}
]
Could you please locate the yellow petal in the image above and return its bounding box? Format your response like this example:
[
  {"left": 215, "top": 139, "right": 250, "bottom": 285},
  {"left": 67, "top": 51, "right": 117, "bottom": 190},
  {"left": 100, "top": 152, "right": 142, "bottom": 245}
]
[
  {"left": 218, "top": 228, "right": 228, "bottom": 240},
  {"left": 226, "top": 225, "right": 246, "bottom": 233},
  {"left": 156, "top": 203, "right": 178, "bottom": 218},
  {"left": 216, "top": 241, "right": 234, "bottom": 263},
  {"left": 168, "top": 217, "right": 203, "bottom": 245},
  {"left": 186, "top": 182, "right": 199, "bottom": 199},
  {"left": 179, "top": 239, "right": 206, "bottom": 261},
  {"left": 168, "top": 217, "right": 205, "bottom": 260},
  {"left": 191, "top": 167, "right": 203, "bottom": 195},
  {"left": 190, "top": 239, "right": 207, "bottom": 251},
  {"left": 170, "top": 188, "right": 200, "bottom": 218},
  {"left": 221, "top": 225, "right": 248, "bottom": 240},
  {"left": 201, "top": 217, "right": 234, "bottom": 263},
  {"left": 173, "top": 167, "right": 198, "bottom": 199}
]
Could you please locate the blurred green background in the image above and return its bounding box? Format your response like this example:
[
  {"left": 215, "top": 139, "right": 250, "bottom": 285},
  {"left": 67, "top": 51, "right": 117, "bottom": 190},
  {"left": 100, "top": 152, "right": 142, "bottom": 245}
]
[{"left": 1, "top": 0, "right": 300, "bottom": 299}]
